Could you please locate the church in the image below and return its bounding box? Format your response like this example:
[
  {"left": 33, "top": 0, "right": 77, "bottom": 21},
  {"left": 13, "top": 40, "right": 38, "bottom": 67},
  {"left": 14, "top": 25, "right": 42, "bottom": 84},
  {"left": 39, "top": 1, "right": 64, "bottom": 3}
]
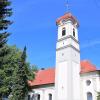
[{"left": 28, "top": 12, "right": 100, "bottom": 100}]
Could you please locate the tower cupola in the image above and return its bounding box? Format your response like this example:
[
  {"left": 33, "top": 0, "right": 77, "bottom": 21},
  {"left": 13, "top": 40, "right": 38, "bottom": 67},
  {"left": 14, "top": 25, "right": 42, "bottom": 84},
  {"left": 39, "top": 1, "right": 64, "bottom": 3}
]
[
  {"left": 56, "top": 12, "right": 80, "bottom": 52},
  {"left": 56, "top": 12, "right": 79, "bottom": 27}
]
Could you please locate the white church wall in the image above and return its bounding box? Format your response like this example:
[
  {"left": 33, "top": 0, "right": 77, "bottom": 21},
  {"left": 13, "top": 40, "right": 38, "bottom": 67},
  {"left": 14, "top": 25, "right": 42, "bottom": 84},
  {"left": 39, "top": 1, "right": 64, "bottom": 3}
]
[
  {"left": 56, "top": 19, "right": 80, "bottom": 99},
  {"left": 56, "top": 38, "right": 79, "bottom": 50},
  {"left": 29, "top": 85, "right": 55, "bottom": 100},
  {"left": 44, "top": 88, "right": 55, "bottom": 100},
  {"left": 80, "top": 71, "right": 100, "bottom": 100},
  {"left": 55, "top": 61, "right": 68, "bottom": 100},
  {"left": 72, "top": 61, "right": 81, "bottom": 100},
  {"left": 56, "top": 47, "right": 80, "bottom": 100},
  {"left": 96, "top": 75, "right": 100, "bottom": 92}
]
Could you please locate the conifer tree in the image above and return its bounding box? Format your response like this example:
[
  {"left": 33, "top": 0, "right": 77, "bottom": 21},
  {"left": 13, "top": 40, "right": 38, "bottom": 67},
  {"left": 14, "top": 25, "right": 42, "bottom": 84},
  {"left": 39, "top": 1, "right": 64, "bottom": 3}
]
[
  {"left": 0, "top": 0, "right": 12, "bottom": 99},
  {"left": 11, "top": 47, "right": 30, "bottom": 100},
  {"left": 0, "top": 0, "right": 12, "bottom": 30},
  {"left": 0, "top": 45, "right": 22, "bottom": 98}
]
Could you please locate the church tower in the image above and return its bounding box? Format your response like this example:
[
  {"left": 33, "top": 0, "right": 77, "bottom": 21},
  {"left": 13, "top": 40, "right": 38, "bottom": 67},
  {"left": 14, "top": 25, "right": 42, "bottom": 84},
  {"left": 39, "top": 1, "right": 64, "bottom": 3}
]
[{"left": 55, "top": 13, "right": 80, "bottom": 100}]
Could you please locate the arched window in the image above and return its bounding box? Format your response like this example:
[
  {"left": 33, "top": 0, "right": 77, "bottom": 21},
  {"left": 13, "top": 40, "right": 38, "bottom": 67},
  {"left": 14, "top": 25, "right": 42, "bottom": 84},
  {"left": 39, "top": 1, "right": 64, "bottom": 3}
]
[
  {"left": 28, "top": 95, "right": 30, "bottom": 100},
  {"left": 87, "top": 92, "right": 93, "bottom": 100},
  {"left": 62, "top": 27, "right": 66, "bottom": 36},
  {"left": 30, "top": 94, "right": 37, "bottom": 100},
  {"left": 73, "top": 28, "right": 75, "bottom": 37},
  {"left": 37, "top": 94, "right": 40, "bottom": 100},
  {"left": 49, "top": 93, "right": 52, "bottom": 100}
]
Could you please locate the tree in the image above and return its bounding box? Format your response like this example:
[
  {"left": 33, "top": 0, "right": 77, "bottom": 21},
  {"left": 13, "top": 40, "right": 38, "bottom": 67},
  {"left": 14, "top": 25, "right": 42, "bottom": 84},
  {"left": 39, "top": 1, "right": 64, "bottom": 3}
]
[
  {"left": 0, "top": 45, "right": 36, "bottom": 99},
  {"left": 10, "top": 47, "right": 35, "bottom": 100},
  {"left": 0, "top": 0, "right": 12, "bottom": 48},
  {"left": 0, "top": 0, "right": 12, "bottom": 56},
  {"left": 0, "top": 1, "right": 36, "bottom": 99},
  {"left": 97, "top": 92, "right": 100, "bottom": 100},
  {"left": 0, "top": 0, "right": 12, "bottom": 99},
  {"left": 0, "top": 45, "right": 22, "bottom": 98},
  {"left": 0, "top": 0, "right": 12, "bottom": 31}
]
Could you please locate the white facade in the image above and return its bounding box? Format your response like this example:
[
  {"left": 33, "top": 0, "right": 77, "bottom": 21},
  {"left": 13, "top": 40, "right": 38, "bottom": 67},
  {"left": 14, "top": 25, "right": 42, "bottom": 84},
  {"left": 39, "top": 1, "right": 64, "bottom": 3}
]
[
  {"left": 55, "top": 17, "right": 80, "bottom": 100},
  {"left": 29, "top": 13, "right": 100, "bottom": 100},
  {"left": 80, "top": 71, "right": 100, "bottom": 100},
  {"left": 29, "top": 72, "right": 100, "bottom": 100},
  {"left": 29, "top": 85, "right": 55, "bottom": 100}
]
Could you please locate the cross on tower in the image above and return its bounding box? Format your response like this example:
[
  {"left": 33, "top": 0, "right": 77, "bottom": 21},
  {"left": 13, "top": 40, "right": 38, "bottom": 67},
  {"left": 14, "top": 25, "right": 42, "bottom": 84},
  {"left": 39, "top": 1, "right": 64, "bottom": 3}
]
[{"left": 65, "top": 0, "right": 70, "bottom": 12}]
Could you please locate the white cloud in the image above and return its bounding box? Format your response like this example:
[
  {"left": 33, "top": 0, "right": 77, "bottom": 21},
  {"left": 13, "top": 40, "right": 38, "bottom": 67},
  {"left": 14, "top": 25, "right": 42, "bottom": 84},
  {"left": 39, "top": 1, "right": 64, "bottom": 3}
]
[{"left": 81, "top": 40, "right": 100, "bottom": 49}]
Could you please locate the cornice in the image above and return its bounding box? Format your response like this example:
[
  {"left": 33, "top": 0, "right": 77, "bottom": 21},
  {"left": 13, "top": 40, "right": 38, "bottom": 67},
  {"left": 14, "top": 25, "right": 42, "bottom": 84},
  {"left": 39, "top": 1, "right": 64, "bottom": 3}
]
[
  {"left": 56, "top": 44, "right": 80, "bottom": 53},
  {"left": 57, "top": 35, "right": 79, "bottom": 44}
]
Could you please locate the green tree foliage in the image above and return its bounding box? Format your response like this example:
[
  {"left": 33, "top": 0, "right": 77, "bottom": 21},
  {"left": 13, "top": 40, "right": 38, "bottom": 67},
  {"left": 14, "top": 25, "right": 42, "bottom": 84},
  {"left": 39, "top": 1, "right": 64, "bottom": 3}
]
[
  {"left": 97, "top": 92, "right": 100, "bottom": 100},
  {"left": 0, "top": 1, "right": 36, "bottom": 99},
  {"left": 0, "top": 0, "right": 12, "bottom": 98},
  {"left": 10, "top": 47, "right": 35, "bottom": 100},
  {"left": 0, "top": 45, "right": 36, "bottom": 99},
  {"left": 0, "top": 44, "right": 10, "bottom": 99},
  {"left": 0, "top": 0, "right": 12, "bottom": 31},
  {"left": 0, "top": 45, "right": 22, "bottom": 97}
]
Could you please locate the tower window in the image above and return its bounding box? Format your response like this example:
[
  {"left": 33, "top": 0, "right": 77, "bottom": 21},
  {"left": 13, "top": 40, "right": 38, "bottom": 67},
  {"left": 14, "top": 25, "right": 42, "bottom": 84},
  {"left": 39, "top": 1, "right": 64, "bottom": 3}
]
[
  {"left": 73, "top": 28, "right": 75, "bottom": 37},
  {"left": 37, "top": 94, "right": 40, "bottom": 100},
  {"left": 49, "top": 94, "right": 52, "bottom": 100},
  {"left": 62, "top": 27, "right": 66, "bottom": 36}
]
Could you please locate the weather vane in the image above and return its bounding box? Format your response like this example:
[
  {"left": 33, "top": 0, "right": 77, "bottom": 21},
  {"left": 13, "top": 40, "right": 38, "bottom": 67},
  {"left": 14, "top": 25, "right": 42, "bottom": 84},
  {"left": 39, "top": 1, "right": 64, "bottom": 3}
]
[{"left": 65, "top": 0, "right": 70, "bottom": 12}]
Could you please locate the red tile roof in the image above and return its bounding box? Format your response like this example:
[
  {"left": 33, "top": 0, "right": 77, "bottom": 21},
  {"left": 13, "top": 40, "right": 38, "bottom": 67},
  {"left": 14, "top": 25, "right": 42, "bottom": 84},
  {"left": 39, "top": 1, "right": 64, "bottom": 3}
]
[
  {"left": 80, "top": 60, "right": 96, "bottom": 74},
  {"left": 56, "top": 12, "right": 79, "bottom": 26},
  {"left": 28, "top": 68, "right": 55, "bottom": 86},
  {"left": 28, "top": 60, "right": 97, "bottom": 86}
]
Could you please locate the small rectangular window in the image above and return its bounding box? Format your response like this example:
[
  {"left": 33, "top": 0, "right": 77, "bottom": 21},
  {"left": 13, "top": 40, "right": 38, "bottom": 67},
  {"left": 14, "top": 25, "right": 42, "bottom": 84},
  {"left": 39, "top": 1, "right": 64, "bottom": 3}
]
[
  {"left": 62, "top": 28, "right": 66, "bottom": 36},
  {"left": 73, "top": 28, "right": 75, "bottom": 37},
  {"left": 37, "top": 94, "right": 40, "bottom": 100},
  {"left": 49, "top": 94, "right": 52, "bottom": 100}
]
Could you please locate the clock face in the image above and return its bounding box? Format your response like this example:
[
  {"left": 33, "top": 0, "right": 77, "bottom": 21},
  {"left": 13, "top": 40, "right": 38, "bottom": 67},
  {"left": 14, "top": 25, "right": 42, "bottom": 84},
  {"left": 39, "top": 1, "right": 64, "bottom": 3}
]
[{"left": 62, "top": 20, "right": 66, "bottom": 24}]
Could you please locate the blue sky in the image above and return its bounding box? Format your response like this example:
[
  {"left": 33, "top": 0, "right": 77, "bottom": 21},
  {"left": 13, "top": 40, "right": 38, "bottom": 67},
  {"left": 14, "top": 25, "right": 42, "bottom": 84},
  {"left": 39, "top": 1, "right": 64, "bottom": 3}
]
[{"left": 8, "top": 0, "right": 100, "bottom": 69}]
